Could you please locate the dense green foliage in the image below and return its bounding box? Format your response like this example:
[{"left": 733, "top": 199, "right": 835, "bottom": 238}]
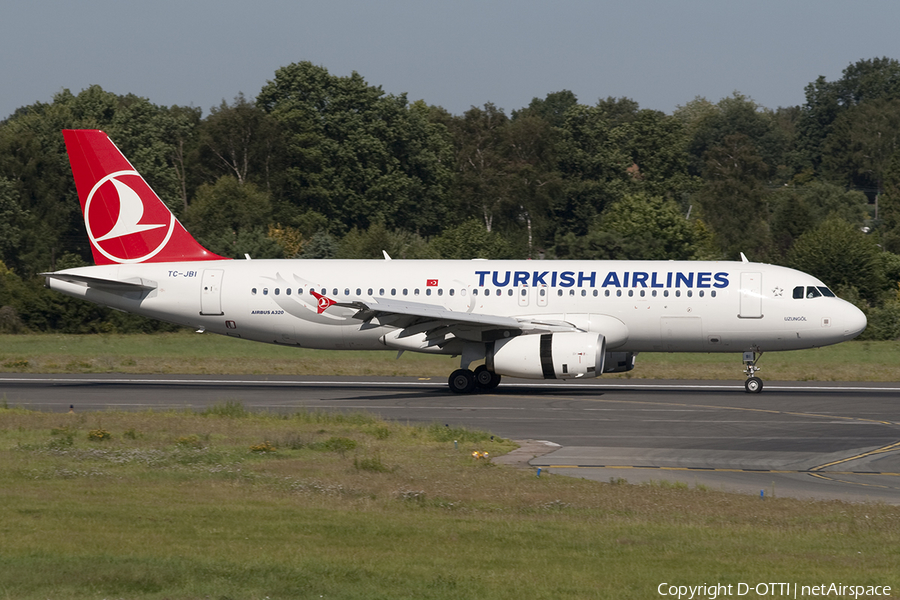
[{"left": 3, "top": 58, "right": 900, "bottom": 337}]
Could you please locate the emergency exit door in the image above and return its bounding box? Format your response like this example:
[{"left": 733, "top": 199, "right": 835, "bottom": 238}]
[{"left": 738, "top": 272, "right": 762, "bottom": 318}]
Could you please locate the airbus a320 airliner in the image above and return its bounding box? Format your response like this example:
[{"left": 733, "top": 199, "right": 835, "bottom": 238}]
[{"left": 44, "top": 130, "right": 868, "bottom": 393}]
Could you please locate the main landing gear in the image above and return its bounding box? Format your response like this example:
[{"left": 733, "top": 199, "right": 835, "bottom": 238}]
[
  {"left": 448, "top": 365, "right": 501, "bottom": 394},
  {"left": 743, "top": 351, "right": 763, "bottom": 393}
]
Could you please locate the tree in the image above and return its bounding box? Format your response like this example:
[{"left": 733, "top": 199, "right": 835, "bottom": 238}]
[
  {"left": 449, "top": 103, "right": 512, "bottom": 233},
  {"left": 600, "top": 193, "right": 698, "bottom": 260},
  {"left": 769, "top": 182, "right": 868, "bottom": 256},
  {"left": 183, "top": 176, "right": 281, "bottom": 258},
  {"left": 610, "top": 109, "right": 698, "bottom": 201},
  {"left": 553, "top": 193, "right": 706, "bottom": 261},
  {"left": 553, "top": 104, "right": 631, "bottom": 236},
  {"left": 257, "top": 62, "right": 453, "bottom": 235},
  {"left": 336, "top": 219, "right": 434, "bottom": 259},
  {"left": 877, "top": 148, "right": 900, "bottom": 252},
  {"left": 695, "top": 134, "right": 771, "bottom": 259},
  {"left": 0, "top": 177, "right": 26, "bottom": 269},
  {"left": 428, "top": 219, "right": 513, "bottom": 259},
  {"left": 799, "top": 57, "right": 900, "bottom": 171},
  {"left": 821, "top": 98, "right": 900, "bottom": 197},
  {"left": 193, "top": 93, "right": 281, "bottom": 193},
  {"left": 787, "top": 216, "right": 885, "bottom": 303},
  {"left": 513, "top": 90, "right": 578, "bottom": 128},
  {"left": 683, "top": 92, "right": 789, "bottom": 179}
]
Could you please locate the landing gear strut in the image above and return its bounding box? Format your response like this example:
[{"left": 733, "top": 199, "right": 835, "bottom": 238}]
[{"left": 743, "top": 351, "right": 763, "bottom": 393}]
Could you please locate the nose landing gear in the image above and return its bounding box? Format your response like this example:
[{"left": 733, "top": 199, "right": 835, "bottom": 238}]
[{"left": 743, "top": 351, "right": 763, "bottom": 393}]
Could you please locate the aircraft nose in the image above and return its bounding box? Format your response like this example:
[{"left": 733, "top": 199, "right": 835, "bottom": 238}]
[{"left": 842, "top": 303, "right": 867, "bottom": 338}]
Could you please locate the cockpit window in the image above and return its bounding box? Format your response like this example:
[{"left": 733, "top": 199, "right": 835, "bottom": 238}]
[{"left": 794, "top": 285, "right": 836, "bottom": 299}]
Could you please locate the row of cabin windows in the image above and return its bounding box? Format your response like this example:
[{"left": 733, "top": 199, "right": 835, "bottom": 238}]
[
  {"left": 793, "top": 286, "right": 836, "bottom": 299},
  {"left": 249, "top": 287, "right": 717, "bottom": 299},
  {"left": 250, "top": 287, "right": 464, "bottom": 297}
]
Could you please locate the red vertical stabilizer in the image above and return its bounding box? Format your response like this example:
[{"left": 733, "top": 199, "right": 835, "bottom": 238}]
[{"left": 63, "top": 129, "right": 227, "bottom": 264}]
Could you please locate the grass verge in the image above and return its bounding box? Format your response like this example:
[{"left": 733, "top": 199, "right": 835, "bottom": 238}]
[
  {"left": 0, "top": 404, "right": 898, "bottom": 599},
  {"left": 0, "top": 333, "right": 898, "bottom": 381}
]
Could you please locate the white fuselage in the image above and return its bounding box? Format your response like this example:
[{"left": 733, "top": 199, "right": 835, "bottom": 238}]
[{"left": 47, "top": 259, "right": 867, "bottom": 356}]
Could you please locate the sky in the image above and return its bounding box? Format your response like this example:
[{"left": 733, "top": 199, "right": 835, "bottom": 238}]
[{"left": 4, "top": 1, "right": 900, "bottom": 120}]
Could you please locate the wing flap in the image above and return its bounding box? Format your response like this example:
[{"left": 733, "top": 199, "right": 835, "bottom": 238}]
[{"left": 335, "top": 297, "right": 578, "bottom": 342}]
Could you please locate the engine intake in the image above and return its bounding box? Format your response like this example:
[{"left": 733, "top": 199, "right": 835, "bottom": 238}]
[{"left": 486, "top": 332, "right": 606, "bottom": 380}]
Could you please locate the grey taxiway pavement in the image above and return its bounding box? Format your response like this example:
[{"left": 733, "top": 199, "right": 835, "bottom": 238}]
[{"left": 2, "top": 374, "right": 899, "bottom": 503}]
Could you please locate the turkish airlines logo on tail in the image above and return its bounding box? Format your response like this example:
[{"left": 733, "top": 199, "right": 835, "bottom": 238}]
[
  {"left": 84, "top": 171, "right": 175, "bottom": 264},
  {"left": 310, "top": 290, "right": 336, "bottom": 314}
]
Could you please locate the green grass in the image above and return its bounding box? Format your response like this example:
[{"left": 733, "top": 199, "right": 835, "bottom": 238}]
[
  {"left": 0, "top": 405, "right": 898, "bottom": 599},
  {"left": 0, "top": 333, "right": 898, "bottom": 381}
]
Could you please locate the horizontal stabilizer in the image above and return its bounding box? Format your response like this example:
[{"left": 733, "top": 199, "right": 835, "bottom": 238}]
[{"left": 42, "top": 272, "right": 157, "bottom": 293}]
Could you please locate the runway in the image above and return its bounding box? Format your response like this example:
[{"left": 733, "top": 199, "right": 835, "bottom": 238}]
[{"left": 2, "top": 373, "right": 900, "bottom": 503}]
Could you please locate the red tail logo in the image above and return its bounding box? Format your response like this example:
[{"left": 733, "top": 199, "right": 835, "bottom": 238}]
[
  {"left": 310, "top": 290, "right": 336, "bottom": 314},
  {"left": 63, "top": 130, "right": 226, "bottom": 265}
]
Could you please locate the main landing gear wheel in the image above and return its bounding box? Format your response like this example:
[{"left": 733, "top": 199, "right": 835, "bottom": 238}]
[
  {"left": 744, "top": 376, "right": 763, "bottom": 393},
  {"left": 473, "top": 365, "right": 502, "bottom": 390},
  {"left": 448, "top": 369, "right": 476, "bottom": 394}
]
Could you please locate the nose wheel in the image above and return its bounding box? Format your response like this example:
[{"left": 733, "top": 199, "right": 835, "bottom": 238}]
[{"left": 743, "top": 351, "right": 763, "bottom": 393}]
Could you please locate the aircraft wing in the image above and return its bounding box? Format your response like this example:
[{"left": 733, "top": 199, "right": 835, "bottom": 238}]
[{"left": 334, "top": 297, "right": 578, "bottom": 343}]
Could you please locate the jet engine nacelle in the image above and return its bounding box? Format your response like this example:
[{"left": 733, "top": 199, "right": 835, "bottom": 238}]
[
  {"left": 603, "top": 351, "right": 637, "bottom": 373},
  {"left": 486, "top": 332, "right": 606, "bottom": 380}
]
